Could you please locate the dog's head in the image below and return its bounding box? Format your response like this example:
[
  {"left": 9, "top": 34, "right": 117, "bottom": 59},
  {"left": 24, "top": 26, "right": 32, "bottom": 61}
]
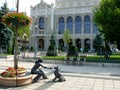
[{"left": 54, "top": 66, "right": 58, "bottom": 69}]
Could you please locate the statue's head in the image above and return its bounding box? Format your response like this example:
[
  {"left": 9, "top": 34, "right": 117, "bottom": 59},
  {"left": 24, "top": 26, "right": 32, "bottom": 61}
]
[{"left": 35, "top": 58, "right": 43, "bottom": 64}]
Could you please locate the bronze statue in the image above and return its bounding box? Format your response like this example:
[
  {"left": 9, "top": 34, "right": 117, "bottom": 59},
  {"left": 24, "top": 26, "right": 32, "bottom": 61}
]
[
  {"left": 53, "top": 66, "right": 66, "bottom": 82},
  {"left": 31, "top": 58, "right": 52, "bottom": 83}
]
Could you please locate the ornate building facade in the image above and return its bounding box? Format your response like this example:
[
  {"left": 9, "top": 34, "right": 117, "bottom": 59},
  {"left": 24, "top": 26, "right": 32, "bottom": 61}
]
[{"left": 30, "top": 0, "right": 101, "bottom": 51}]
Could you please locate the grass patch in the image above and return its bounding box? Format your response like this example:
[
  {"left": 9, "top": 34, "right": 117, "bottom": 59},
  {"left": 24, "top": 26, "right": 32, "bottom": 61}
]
[
  {"left": 41, "top": 55, "right": 120, "bottom": 63},
  {"left": 42, "top": 56, "right": 65, "bottom": 61}
]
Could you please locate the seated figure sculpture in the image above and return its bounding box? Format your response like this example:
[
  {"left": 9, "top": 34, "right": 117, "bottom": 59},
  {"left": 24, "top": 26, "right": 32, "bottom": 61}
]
[
  {"left": 53, "top": 66, "right": 66, "bottom": 82},
  {"left": 31, "top": 58, "right": 52, "bottom": 83}
]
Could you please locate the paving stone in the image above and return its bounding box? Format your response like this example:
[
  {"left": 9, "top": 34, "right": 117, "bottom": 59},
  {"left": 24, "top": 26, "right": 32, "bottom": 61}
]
[{"left": 0, "top": 59, "right": 120, "bottom": 90}]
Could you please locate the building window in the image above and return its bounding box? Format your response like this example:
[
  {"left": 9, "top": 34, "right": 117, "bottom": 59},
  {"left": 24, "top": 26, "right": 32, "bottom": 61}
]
[
  {"left": 75, "top": 16, "right": 82, "bottom": 34},
  {"left": 58, "top": 17, "right": 65, "bottom": 34},
  {"left": 92, "top": 22, "right": 98, "bottom": 34},
  {"left": 39, "top": 17, "right": 44, "bottom": 30},
  {"left": 84, "top": 15, "right": 91, "bottom": 34},
  {"left": 67, "top": 16, "right": 73, "bottom": 33}
]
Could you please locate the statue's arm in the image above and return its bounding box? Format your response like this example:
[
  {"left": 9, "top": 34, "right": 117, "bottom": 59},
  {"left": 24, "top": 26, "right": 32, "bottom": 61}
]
[{"left": 40, "top": 64, "right": 52, "bottom": 69}]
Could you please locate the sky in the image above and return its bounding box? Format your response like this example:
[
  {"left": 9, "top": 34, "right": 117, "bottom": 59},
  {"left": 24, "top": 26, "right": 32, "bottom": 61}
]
[{"left": 0, "top": 0, "right": 55, "bottom": 16}]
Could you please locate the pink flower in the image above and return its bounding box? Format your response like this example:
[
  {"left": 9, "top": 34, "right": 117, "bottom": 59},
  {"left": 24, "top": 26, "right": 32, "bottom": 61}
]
[{"left": 0, "top": 67, "right": 26, "bottom": 78}]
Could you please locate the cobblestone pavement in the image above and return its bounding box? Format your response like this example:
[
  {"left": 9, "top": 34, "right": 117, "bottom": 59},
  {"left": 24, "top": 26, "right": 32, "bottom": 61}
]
[{"left": 0, "top": 58, "right": 120, "bottom": 90}]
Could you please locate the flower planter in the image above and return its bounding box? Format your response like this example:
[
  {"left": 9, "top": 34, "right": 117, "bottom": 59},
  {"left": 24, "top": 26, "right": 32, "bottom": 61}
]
[
  {"left": 15, "top": 70, "right": 26, "bottom": 77},
  {"left": 0, "top": 74, "right": 32, "bottom": 87},
  {"left": 0, "top": 67, "right": 32, "bottom": 87}
]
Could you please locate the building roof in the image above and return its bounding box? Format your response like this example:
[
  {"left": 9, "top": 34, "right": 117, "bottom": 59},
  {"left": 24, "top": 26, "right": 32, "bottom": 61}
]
[{"left": 55, "top": 0, "right": 101, "bottom": 8}]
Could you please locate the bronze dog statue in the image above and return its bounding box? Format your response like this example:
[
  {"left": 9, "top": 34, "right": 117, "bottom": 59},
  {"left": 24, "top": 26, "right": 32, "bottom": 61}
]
[{"left": 53, "top": 66, "right": 66, "bottom": 82}]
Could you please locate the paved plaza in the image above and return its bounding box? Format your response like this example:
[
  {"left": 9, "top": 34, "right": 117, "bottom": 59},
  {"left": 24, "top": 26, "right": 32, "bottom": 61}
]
[{"left": 0, "top": 58, "right": 120, "bottom": 90}]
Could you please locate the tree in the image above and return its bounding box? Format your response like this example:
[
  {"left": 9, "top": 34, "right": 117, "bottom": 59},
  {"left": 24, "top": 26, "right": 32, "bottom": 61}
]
[
  {"left": 93, "top": 0, "right": 120, "bottom": 49},
  {"left": 18, "top": 25, "right": 30, "bottom": 40},
  {"left": 0, "top": 24, "right": 13, "bottom": 48},
  {"left": 46, "top": 34, "right": 57, "bottom": 56},
  {"left": 93, "top": 34, "right": 103, "bottom": 51},
  {"left": 63, "top": 30, "right": 71, "bottom": 51},
  {"left": 0, "top": 3, "right": 13, "bottom": 49},
  {"left": 2, "top": 1, "right": 31, "bottom": 69},
  {"left": 50, "top": 34, "right": 56, "bottom": 46}
]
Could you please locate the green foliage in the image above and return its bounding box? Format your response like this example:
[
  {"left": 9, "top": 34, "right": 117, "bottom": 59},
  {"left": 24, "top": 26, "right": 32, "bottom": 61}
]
[
  {"left": 63, "top": 30, "right": 71, "bottom": 46},
  {"left": 63, "top": 30, "right": 71, "bottom": 52},
  {"left": 93, "top": 34, "right": 103, "bottom": 51},
  {"left": 50, "top": 34, "right": 56, "bottom": 46},
  {"left": 46, "top": 34, "right": 57, "bottom": 56},
  {"left": 97, "top": 46, "right": 105, "bottom": 55},
  {"left": 84, "top": 47, "right": 89, "bottom": 53},
  {"left": 2, "top": 12, "right": 31, "bottom": 29},
  {"left": 58, "top": 46, "right": 64, "bottom": 51},
  {"left": 42, "top": 56, "right": 65, "bottom": 61},
  {"left": 30, "top": 46, "right": 34, "bottom": 51},
  {"left": 7, "top": 47, "right": 13, "bottom": 55},
  {"left": 0, "top": 3, "right": 13, "bottom": 49},
  {"left": 93, "top": 0, "right": 120, "bottom": 49},
  {"left": 0, "top": 24, "right": 13, "bottom": 48},
  {"left": 0, "top": 3, "right": 9, "bottom": 21},
  {"left": 41, "top": 55, "right": 120, "bottom": 63},
  {"left": 46, "top": 45, "right": 57, "bottom": 56},
  {"left": 97, "top": 46, "right": 112, "bottom": 55},
  {"left": 18, "top": 26, "right": 30, "bottom": 40},
  {"left": 67, "top": 45, "right": 78, "bottom": 56}
]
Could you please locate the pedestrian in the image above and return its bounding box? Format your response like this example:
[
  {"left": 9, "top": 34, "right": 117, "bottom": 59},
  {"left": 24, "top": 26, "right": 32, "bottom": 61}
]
[{"left": 31, "top": 58, "right": 52, "bottom": 83}]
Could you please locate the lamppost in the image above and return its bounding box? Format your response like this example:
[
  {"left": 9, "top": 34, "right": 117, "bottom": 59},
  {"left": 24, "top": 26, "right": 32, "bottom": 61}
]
[
  {"left": 14, "top": 0, "right": 19, "bottom": 69},
  {"left": 34, "top": 23, "right": 37, "bottom": 59}
]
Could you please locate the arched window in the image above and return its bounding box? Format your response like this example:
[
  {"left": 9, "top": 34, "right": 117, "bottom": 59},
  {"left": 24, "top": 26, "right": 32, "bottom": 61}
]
[
  {"left": 58, "top": 17, "right": 65, "bottom": 34},
  {"left": 67, "top": 16, "right": 73, "bottom": 33},
  {"left": 75, "top": 16, "right": 82, "bottom": 34},
  {"left": 39, "top": 17, "right": 44, "bottom": 30},
  {"left": 92, "top": 22, "right": 98, "bottom": 34},
  {"left": 84, "top": 15, "right": 91, "bottom": 34}
]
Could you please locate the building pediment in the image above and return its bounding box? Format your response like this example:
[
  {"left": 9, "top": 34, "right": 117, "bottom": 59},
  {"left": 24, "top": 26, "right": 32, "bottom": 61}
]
[{"left": 32, "top": 0, "right": 53, "bottom": 10}]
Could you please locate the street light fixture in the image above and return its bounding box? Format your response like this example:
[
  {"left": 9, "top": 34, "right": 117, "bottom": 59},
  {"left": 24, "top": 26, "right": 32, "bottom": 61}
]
[{"left": 14, "top": 0, "right": 19, "bottom": 69}]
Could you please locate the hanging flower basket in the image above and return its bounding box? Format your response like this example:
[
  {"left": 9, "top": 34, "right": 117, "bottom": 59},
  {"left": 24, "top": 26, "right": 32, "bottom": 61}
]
[{"left": 2, "top": 12, "right": 32, "bottom": 28}]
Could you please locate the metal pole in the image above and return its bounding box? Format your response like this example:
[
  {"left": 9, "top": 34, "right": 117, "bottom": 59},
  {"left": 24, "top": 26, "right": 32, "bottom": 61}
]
[
  {"left": 14, "top": 0, "right": 19, "bottom": 69},
  {"left": 54, "top": 46, "right": 55, "bottom": 64},
  {"left": 34, "top": 24, "right": 37, "bottom": 59},
  {"left": 15, "top": 0, "right": 19, "bottom": 87}
]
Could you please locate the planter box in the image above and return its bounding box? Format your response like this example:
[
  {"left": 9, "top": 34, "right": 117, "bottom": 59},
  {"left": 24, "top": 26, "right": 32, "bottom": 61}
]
[
  {"left": 16, "top": 70, "right": 26, "bottom": 77},
  {"left": 0, "top": 74, "right": 32, "bottom": 87}
]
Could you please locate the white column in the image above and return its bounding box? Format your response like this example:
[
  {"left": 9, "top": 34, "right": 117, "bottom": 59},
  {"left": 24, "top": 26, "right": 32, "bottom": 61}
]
[
  {"left": 51, "top": 8, "right": 54, "bottom": 30},
  {"left": 73, "top": 20, "right": 75, "bottom": 39},
  {"left": 45, "top": 4, "right": 48, "bottom": 18},
  {"left": 44, "top": 36, "right": 49, "bottom": 51},
  {"left": 91, "top": 19, "right": 93, "bottom": 34},
  {"left": 82, "top": 16, "right": 84, "bottom": 38},
  {"left": 64, "top": 17, "right": 67, "bottom": 30},
  {"left": 90, "top": 18, "right": 93, "bottom": 50},
  {"left": 82, "top": 16, "right": 84, "bottom": 34}
]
